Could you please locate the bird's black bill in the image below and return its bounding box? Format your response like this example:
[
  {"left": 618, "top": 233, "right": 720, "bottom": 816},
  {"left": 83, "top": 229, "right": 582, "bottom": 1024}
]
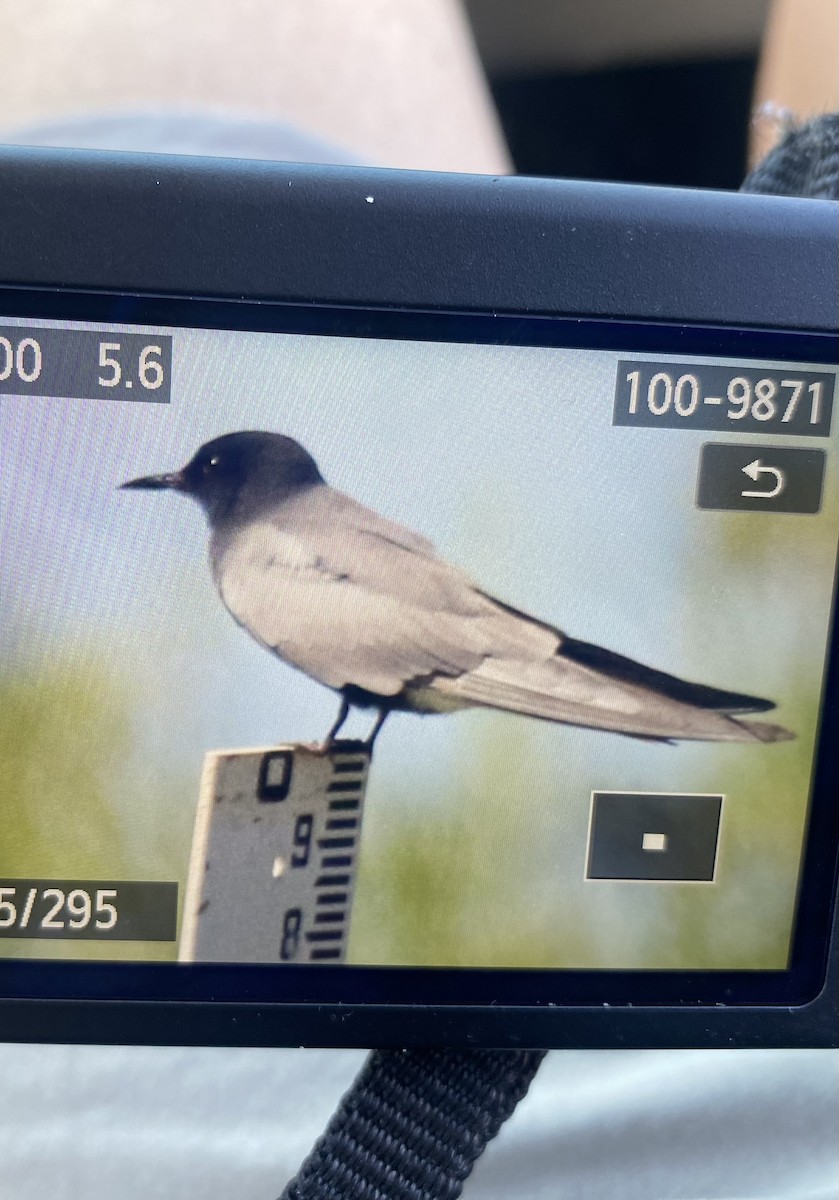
[{"left": 120, "top": 471, "right": 185, "bottom": 491}]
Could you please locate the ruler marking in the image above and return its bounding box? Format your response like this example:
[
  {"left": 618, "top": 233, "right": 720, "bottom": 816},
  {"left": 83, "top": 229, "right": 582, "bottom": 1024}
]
[{"left": 184, "top": 745, "right": 370, "bottom": 965}]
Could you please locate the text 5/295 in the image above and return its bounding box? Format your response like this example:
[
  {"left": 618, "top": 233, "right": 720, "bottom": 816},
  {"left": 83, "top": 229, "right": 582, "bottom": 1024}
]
[
  {"left": 0, "top": 878, "right": 178, "bottom": 941},
  {"left": 0, "top": 884, "right": 117, "bottom": 934}
]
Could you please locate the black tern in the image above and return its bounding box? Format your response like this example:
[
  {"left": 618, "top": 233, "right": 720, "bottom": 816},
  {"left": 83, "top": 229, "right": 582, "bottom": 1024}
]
[{"left": 122, "top": 431, "right": 793, "bottom": 749}]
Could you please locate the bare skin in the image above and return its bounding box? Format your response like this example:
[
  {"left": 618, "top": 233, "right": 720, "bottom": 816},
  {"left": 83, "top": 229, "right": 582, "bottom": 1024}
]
[
  {"left": 750, "top": 0, "right": 838, "bottom": 165},
  {"left": 0, "top": 0, "right": 510, "bottom": 174}
]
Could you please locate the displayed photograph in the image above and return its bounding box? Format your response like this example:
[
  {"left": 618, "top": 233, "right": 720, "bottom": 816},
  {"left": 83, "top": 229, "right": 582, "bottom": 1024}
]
[{"left": 1, "top": 317, "right": 836, "bottom": 971}]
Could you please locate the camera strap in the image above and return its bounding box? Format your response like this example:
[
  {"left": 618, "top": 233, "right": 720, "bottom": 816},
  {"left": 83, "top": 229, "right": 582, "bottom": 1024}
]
[
  {"left": 279, "top": 1047, "right": 546, "bottom": 1200},
  {"left": 742, "top": 111, "right": 838, "bottom": 198}
]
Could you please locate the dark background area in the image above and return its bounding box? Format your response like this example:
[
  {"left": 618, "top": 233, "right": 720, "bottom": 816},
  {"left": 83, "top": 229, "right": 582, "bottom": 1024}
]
[{"left": 489, "top": 56, "right": 757, "bottom": 188}]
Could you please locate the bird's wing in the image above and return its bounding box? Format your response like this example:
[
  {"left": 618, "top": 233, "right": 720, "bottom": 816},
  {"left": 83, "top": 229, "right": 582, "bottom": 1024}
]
[
  {"left": 213, "top": 488, "right": 550, "bottom": 696},
  {"left": 214, "top": 488, "right": 792, "bottom": 743},
  {"left": 427, "top": 653, "right": 792, "bottom": 742}
]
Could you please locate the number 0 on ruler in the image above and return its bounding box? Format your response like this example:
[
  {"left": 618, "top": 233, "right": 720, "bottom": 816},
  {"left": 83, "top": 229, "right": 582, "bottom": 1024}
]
[{"left": 179, "top": 744, "right": 370, "bottom": 964}]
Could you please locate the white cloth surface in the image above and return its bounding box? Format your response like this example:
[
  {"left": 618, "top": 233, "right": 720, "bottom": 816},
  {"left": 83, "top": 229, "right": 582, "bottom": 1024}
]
[
  {"left": 1, "top": 109, "right": 364, "bottom": 164},
  {"left": 0, "top": 1044, "right": 836, "bottom": 1199}
]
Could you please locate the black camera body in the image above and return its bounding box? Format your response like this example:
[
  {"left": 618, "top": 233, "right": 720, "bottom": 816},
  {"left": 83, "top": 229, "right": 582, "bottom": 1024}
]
[{"left": 0, "top": 147, "right": 836, "bottom": 1048}]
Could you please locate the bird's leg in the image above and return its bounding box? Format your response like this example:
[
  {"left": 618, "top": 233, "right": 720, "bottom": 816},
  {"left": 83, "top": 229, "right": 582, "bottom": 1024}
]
[
  {"left": 364, "top": 707, "right": 390, "bottom": 753},
  {"left": 322, "top": 697, "right": 350, "bottom": 749}
]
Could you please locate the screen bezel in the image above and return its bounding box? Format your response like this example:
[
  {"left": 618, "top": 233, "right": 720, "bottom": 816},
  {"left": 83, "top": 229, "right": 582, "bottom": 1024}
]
[
  {"left": 0, "top": 285, "right": 837, "bottom": 1046},
  {"left": 0, "top": 148, "right": 836, "bottom": 1047}
]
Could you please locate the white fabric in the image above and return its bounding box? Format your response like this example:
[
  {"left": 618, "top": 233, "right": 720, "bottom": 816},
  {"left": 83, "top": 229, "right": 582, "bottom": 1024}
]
[
  {"left": 1, "top": 110, "right": 364, "bottom": 165},
  {"left": 0, "top": 1044, "right": 836, "bottom": 1199}
]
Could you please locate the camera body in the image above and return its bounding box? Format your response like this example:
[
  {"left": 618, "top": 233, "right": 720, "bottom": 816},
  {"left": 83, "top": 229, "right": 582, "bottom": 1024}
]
[{"left": 0, "top": 147, "right": 836, "bottom": 1048}]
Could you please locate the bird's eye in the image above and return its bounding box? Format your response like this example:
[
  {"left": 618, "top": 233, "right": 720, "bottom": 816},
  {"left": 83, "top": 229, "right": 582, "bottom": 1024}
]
[{"left": 202, "top": 455, "right": 221, "bottom": 476}]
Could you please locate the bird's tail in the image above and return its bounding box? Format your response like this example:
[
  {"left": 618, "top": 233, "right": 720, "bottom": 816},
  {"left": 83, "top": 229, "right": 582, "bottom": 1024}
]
[{"left": 428, "top": 635, "right": 794, "bottom": 744}]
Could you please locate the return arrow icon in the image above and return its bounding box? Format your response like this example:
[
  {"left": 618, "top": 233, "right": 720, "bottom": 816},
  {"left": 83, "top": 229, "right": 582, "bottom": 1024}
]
[
  {"left": 697, "top": 444, "right": 823, "bottom": 514},
  {"left": 741, "top": 458, "right": 785, "bottom": 499}
]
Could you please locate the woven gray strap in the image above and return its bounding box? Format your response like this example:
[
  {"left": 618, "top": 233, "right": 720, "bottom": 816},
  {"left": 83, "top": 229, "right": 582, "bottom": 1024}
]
[
  {"left": 742, "top": 111, "right": 839, "bottom": 199},
  {"left": 279, "top": 1048, "right": 546, "bottom": 1200}
]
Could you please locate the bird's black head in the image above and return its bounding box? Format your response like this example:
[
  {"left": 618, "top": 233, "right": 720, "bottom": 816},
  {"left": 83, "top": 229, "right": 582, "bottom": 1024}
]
[{"left": 121, "top": 431, "right": 324, "bottom": 525}]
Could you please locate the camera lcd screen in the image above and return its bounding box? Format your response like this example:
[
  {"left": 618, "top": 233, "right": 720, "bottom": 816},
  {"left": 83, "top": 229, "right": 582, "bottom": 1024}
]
[{"left": 0, "top": 306, "right": 836, "bottom": 993}]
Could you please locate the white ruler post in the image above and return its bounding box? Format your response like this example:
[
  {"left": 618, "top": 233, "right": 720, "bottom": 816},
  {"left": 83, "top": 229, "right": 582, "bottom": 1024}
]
[{"left": 178, "top": 742, "right": 370, "bottom": 964}]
